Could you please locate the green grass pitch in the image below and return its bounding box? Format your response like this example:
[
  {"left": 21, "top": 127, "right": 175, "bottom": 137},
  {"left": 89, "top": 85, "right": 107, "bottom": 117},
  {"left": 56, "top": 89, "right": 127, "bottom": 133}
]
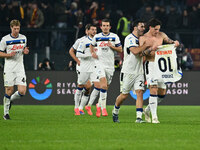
[{"left": 0, "top": 105, "right": 200, "bottom": 150}]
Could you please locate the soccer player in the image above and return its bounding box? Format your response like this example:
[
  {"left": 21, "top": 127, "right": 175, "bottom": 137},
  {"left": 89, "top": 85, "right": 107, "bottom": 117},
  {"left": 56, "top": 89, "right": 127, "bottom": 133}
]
[
  {"left": 140, "top": 18, "right": 179, "bottom": 123},
  {"left": 90, "top": 19, "right": 122, "bottom": 117},
  {"left": 69, "top": 24, "right": 100, "bottom": 115},
  {"left": 0, "top": 20, "right": 29, "bottom": 120},
  {"left": 112, "top": 20, "right": 150, "bottom": 123},
  {"left": 76, "top": 24, "right": 101, "bottom": 115}
]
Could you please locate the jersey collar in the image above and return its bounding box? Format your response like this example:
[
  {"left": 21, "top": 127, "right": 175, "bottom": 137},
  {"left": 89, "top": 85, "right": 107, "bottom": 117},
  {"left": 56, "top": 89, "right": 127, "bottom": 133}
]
[
  {"left": 10, "top": 34, "right": 19, "bottom": 39},
  {"left": 131, "top": 33, "right": 138, "bottom": 40},
  {"left": 102, "top": 32, "right": 110, "bottom": 36},
  {"left": 88, "top": 36, "right": 92, "bottom": 41}
]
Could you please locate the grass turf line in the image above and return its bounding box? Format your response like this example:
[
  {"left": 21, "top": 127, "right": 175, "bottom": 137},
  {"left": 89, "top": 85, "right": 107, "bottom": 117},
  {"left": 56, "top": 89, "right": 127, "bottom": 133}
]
[{"left": 0, "top": 105, "right": 200, "bottom": 150}]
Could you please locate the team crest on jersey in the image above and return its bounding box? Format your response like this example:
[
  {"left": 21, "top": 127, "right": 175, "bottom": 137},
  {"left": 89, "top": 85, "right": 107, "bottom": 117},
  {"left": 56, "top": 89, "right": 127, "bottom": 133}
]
[{"left": 11, "top": 44, "right": 24, "bottom": 50}]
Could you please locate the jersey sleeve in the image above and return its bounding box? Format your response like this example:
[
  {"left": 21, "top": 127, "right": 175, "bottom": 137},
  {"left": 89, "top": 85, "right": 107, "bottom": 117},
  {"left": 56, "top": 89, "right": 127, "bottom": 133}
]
[
  {"left": 76, "top": 40, "right": 85, "bottom": 54},
  {"left": 115, "top": 35, "right": 121, "bottom": 47},
  {"left": 76, "top": 40, "right": 87, "bottom": 58},
  {"left": 0, "top": 37, "right": 6, "bottom": 52},
  {"left": 128, "top": 37, "right": 137, "bottom": 48},
  {"left": 24, "top": 36, "right": 27, "bottom": 47},
  {"left": 72, "top": 39, "right": 80, "bottom": 50}
]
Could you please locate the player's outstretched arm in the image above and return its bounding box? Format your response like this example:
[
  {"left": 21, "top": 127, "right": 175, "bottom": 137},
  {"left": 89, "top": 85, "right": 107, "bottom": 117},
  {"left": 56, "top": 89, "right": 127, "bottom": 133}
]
[
  {"left": 69, "top": 47, "right": 80, "bottom": 66},
  {"left": 0, "top": 51, "right": 16, "bottom": 58},
  {"left": 162, "top": 32, "right": 180, "bottom": 47},
  {"left": 130, "top": 42, "right": 150, "bottom": 55}
]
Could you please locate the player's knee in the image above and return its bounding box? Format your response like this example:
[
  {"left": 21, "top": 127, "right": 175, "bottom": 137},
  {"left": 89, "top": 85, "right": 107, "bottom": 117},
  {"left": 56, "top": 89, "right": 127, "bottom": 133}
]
[
  {"left": 5, "top": 87, "right": 14, "bottom": 96},
  {"left": 78, "top": 84, "right": 84, "bottom": 89},
  {"left": 136, "top": 90, "right": 143, "bottom": 96},
  {"left": 150, "top": 87, "right": 158, "bottom": 95},
  {"left": 18, "top": 90, "right": 26, "bottom": 96},
  {"left": 101, "top": 84, "right": 107, "bottom": 90},
  {"left": 84, "top": 87, "right": 91, "bottom": 95},
  {"left": 93, "top": 82, "right": 100, "bottom": 89},
  {"left": 120, "top": 93, "right": 128, "bottom": 99}
]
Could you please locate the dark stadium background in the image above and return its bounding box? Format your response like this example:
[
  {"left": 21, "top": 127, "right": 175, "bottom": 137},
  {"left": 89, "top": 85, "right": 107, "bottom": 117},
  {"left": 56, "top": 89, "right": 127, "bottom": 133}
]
[{"left": 0, "top": 0, "right": 200, "bottom": 104}]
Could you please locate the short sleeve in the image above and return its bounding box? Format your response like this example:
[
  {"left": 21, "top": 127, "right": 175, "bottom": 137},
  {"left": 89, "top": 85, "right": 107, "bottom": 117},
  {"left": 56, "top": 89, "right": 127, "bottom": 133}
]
[
  {"left": 115, "top": 35, "right": 121, "bottom": 47},
  {"left": 128, "top": 37, "right": 138, "bottom": 48},
  {"left": 24, "top": 36, "right": 27, "bottom": 47},
  {"left": 76, "top": 40, "right": 85, "bottom": 53},
  {"left": 72, "top": 39, "right": 80, "bottom": 50},
  {"left": 0, "top": 37, "right": 6, "bottom": 52}
]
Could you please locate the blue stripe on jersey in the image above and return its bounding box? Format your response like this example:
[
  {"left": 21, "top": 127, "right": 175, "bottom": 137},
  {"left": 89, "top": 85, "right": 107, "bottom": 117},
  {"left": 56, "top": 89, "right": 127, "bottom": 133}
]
[
  {"left": 96, "top": 37, "right": 116, "bottom": 41},
  {"left": 115, "top": 43, "right": 121, "bottom": 47},
  {"left": 92, "top": 44, "right": 97, "bottom": 47},
  {"left": 77, "top": 51, "right": 84, "bottom": 54},
  {"left": 129, "top": 46, "right": 136, "bottom": 48},
  {"left": 6, "top": 39, "right": 25, "bottom": 45},
  {"left": 86, "top": 44, "right": 91, "bottom": 48}
]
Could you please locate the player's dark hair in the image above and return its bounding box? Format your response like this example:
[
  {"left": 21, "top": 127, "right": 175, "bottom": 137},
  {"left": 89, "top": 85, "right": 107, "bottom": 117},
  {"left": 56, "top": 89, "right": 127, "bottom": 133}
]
[
  {"left": 148, "top": 18, "right": 162, "bottom": 27},
  {"left": 85, "top": 24, "right": 96, "bottom": 30},
  {"left": 132, "top": 19, "right": 145, "bottom": 28},
  {"left": 101, "top": 19, "right": 111, "bottom": 26}
]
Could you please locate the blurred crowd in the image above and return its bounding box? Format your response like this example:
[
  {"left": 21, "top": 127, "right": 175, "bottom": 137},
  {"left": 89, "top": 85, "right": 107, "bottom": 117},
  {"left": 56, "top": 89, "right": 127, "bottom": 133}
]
[{"left": 0, "top": 0, "right": 200, "bottom": 31}]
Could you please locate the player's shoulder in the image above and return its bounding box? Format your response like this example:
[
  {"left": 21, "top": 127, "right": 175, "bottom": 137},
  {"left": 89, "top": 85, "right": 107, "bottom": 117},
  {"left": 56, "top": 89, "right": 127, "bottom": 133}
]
[
  {"left": 18, "top": 33, "right": 26, "bottom": 39},
  {"left": 159, "top": 31, "right": 167, "bottom": 38},
  {"left": 139, "top": 34, "right": 148, "bottom": 40},
  {"left": 80, "top": 35, "right": 88, "bottom": 41},
  {"left": 95, "top": 32, "right": 102, "bottom": 37},
  {"left": 109, "top": 32, "right": 118, "bottom": 37},
  {"left": 1, "top": 34, "right": 10, "bottom": 40},
  {"left": 78, "top": 35, "right": 87, "bottom": 41},
  {"left": 74, "top": 36, "right": 86, "bottom": 44}
]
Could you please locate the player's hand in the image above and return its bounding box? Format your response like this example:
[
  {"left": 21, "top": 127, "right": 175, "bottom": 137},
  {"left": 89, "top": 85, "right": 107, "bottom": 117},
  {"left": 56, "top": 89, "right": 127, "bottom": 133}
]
[
  {"left": 92, "top": 52, "right": 98, "bottom": 59},
  {"left": 76, "top": 59, "right": 80, "bottom": 66},
  {"left": 23, "top": 47, "right": 29, "bottom": 54},
  {"left": 107, "top": 41, "right": 113, "bottom": 48},
  {"left": 94, "top": 48, "right": 98, "bottom": 52},
  {"left": 8, "top": 52, "right": 16, "bottom": 57},
  {"left": 174, "top": 40, "right": 180, "bottom": 47},
  {"left": 151, "top": 45, "right": 158, "bottom": 51}
]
